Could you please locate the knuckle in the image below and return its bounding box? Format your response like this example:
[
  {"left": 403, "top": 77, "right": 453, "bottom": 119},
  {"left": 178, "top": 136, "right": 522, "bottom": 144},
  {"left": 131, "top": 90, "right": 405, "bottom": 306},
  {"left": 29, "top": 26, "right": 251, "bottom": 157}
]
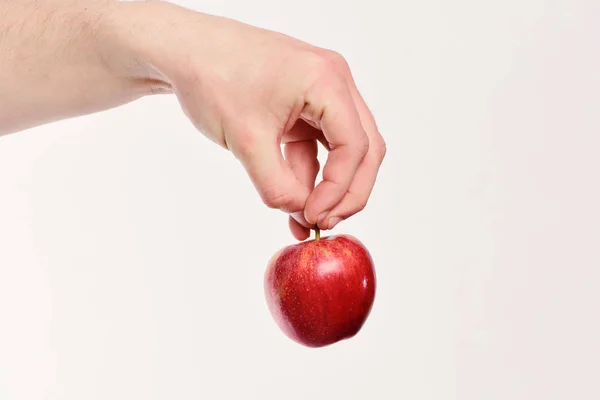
[
  {"left": 373, "top": 137, "right": 387, "bottom": 161},
  {"left": 305, "top": 50, "right": 349, "bottom": 80},
  {"left": 301, "top": 56, "right": 348, "bottom": 103},
  {"left": 323, "top": 50, "right": 351, "bottom": 74},
  {"left": 354, "top": 199, "right": 367, "bottom": 213},
  {"left": 303, "top": 52, "right": 329, "bottom": 72}
]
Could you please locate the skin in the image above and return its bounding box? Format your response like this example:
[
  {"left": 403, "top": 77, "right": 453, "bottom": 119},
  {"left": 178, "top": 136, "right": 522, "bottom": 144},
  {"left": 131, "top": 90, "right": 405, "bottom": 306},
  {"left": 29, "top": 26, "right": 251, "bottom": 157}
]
[
  {"left": 264, "top": 235, "right": 376, "bottom": 347},
  {"left": 0, "top": 0, "right": 386, "bottom": 239}
]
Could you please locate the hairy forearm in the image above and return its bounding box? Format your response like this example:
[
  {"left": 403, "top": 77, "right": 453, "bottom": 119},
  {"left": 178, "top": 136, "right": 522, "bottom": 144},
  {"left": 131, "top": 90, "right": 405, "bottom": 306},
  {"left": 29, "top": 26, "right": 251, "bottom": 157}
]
[{"left": 0, "top": 0, "right": 170, "bottom": 135}]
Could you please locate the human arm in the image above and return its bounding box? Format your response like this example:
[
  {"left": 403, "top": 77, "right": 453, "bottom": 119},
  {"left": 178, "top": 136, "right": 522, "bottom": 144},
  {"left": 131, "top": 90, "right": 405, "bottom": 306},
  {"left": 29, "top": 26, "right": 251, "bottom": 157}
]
[{"left": 0, "top": 0, "right": 386, "bottom": 239}]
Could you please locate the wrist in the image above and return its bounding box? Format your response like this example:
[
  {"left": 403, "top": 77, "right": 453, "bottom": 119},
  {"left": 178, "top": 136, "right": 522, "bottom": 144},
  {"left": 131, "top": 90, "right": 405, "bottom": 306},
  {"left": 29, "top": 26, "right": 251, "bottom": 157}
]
[
  {"left": 92, "top": 1, "right": 172, "bottom": 95},
  {"left": 103, "top": 1, "right": 213, "bottom": 93}
]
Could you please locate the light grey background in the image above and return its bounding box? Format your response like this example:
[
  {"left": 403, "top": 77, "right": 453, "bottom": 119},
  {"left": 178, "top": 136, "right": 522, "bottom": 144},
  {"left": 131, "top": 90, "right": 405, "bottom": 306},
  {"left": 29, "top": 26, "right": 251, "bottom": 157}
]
[{"left": 1, "top": 0, "right": 599, "bottom": 399}]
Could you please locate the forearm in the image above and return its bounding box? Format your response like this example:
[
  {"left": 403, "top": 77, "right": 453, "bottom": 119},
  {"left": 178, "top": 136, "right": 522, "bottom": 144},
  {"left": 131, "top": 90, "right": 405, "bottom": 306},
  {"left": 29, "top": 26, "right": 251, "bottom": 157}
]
[
  {"left": 0, "top": 0, "right": 168, "bottom": 135},
  {"left": 0, "top": 1, "right": 385, "bottom": 232}
]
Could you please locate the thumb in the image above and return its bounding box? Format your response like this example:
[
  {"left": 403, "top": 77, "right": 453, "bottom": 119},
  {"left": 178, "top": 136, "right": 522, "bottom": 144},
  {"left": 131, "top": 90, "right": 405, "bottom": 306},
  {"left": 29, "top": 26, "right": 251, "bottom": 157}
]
[{"left": 235, "top": 133, "right": 311, "bottom": 214}]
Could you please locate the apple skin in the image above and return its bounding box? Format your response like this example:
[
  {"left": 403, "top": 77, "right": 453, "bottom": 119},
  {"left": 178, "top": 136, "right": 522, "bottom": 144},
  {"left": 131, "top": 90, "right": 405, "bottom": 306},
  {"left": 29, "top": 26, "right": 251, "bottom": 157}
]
[{"left": 264, "top": 234, "right": 376, "bottom": 348}]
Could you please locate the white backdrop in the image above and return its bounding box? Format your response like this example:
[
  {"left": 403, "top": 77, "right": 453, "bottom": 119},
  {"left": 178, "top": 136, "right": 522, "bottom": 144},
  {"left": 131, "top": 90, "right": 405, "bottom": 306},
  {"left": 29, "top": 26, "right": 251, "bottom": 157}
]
[{"left": 1, "top": 1, "right": 599, "bottom": 399}]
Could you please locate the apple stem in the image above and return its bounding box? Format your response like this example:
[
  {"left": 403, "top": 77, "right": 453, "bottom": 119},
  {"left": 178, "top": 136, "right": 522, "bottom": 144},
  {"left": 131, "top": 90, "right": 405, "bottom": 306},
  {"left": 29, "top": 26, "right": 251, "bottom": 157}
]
[{"left": 315, "top": 227, "right": 321, "bottom": 241}]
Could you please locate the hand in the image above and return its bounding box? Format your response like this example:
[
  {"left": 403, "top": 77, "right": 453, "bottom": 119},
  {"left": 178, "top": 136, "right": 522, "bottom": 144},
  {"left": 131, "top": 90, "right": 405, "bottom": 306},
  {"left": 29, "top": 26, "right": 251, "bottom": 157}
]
[{"left": 116, "top": 2, "right": 387, "bottom": 240}]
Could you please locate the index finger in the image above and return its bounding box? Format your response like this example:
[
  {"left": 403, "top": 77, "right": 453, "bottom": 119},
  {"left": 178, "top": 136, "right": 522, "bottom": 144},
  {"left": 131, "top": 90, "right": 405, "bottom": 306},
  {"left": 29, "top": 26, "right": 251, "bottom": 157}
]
[
  {"left": 302, "top": 76, "right": 369, "bottom": 225},
  {"left": 322, "top": 81, "right": 387, "bottom": 229}
]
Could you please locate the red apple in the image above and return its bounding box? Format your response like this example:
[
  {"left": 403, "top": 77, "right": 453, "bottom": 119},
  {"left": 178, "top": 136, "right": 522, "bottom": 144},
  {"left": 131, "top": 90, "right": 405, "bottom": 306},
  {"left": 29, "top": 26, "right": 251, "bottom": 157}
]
[{"left": 264, "top": 231, "right": 376, "bottom": 347}]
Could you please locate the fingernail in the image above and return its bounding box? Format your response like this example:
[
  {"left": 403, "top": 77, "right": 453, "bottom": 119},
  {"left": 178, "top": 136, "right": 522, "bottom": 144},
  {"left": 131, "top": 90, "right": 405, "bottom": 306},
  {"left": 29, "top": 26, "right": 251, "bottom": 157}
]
[
  {"left": 291, "top": 211, "right": 308, "bottom": 227},
  {"left": 317, "top": 211, "right": 329, "bottom": 225},
  {"left": 328, "top": 217, "right": 343, "bottom": 229}
]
